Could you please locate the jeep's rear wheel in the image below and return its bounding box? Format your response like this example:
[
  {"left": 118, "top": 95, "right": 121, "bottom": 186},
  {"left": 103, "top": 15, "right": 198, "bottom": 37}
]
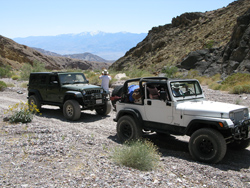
[
  {"left": 28, "top": 95, "right": 41, "bottom": 111},
  {"left": 189, "top": 128, "right": 226, "bottom": 163},
  {"left": 95, "top": 101, "right": 111, "bottom": 115},
  {"left": 116, "top": 115, "right": 142, "bottom": 143},
  {"left": 63, "top": 100, "right": 81, "bottom": 121}
]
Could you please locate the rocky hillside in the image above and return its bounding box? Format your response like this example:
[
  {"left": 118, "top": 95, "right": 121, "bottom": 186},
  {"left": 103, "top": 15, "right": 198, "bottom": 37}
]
[
  {"left": 0, "top": 35, "right": 110, "bottom": 70},
  {"left": 110, "top": 0, "right": 250, "bottom": 77}
]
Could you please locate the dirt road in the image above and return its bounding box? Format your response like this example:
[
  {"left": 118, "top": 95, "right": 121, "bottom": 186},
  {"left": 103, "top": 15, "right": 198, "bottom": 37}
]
[{"left": 0, "top": 81, "right": 250, "bottom": 187}]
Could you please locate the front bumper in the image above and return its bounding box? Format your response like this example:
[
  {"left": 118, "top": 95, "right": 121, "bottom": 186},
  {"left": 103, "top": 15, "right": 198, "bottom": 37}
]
[{"left": 232, "top": 118, "right": 250, "bottom": 140}]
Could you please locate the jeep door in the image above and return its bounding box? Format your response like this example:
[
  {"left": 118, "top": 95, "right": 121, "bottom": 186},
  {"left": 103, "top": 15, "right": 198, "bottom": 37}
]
[
  {"left": 46, "top": 75, "right": 63, "bottom": 103},
  {"left": 144, "top": 84, "right": 173, "bottom": 124}
]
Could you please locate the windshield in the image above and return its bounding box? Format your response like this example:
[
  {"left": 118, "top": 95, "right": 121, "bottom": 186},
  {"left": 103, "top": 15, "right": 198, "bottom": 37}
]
[
  {"left": 58, "top": 73, "right": 87, "bottom": 85},
  {"left": 170, "top": 80, "right": 202, "bottom": 98}
]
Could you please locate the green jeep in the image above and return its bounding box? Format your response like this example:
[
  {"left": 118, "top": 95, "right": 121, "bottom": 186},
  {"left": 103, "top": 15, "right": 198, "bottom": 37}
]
[{"left": 27, "top": 72, "right": 111, "bottom": 120}]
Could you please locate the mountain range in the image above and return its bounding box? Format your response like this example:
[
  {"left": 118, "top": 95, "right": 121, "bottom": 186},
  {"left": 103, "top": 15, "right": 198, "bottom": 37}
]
[
  {"left": 0, "top": 35, "right": 110, "bottom": 70},
  {"left": 13, "top": 32, "right": 147, "bottom": 60},
  {"left": 32, "top": 47, "right": 114, "bottom": 63}
]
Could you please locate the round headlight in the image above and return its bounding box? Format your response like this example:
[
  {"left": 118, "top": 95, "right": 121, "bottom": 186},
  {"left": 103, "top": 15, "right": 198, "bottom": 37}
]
[
  {"left": 243, "top": 109, "right": 249, "bottom": 118},
  {"left": 229, "top": 112, "right": 234, "bottom": 120},
  {"left": 82, "top": 90, "right": 86, "bottom": 95}
]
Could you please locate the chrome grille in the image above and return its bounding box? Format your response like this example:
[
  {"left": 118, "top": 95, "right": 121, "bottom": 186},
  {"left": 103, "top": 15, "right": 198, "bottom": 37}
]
[
  {"left": 86, "top": 89, "right": 101, "bottom": 95},
  {"left": 233, "top": 111, "right": 244, "bottom": 124}
]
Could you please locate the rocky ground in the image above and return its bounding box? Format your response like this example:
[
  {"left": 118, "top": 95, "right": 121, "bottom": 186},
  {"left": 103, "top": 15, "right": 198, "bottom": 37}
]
[{"left": 1, "top": 78, "right": 250, "bottom": 187}]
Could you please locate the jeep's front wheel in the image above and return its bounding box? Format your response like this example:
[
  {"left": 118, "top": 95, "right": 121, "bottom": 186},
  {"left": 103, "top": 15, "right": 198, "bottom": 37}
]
[
  {"left": 63, "top": 100, "right": 81, "bottom": 121},
  {"left": 95, "top": 101, "right": 111, "bottom": 115},
  {"left": 117, "top": 115, "right": 142, "bottom": 143},
  {"left": 28, "top": 95, "right": 41, "bottom": 111},
  {"left": 189, "top": 128, "right": 226, "bottom": 163}
]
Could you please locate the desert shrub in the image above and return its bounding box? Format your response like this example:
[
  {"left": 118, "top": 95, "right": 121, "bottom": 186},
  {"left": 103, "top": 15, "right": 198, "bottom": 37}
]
[
  {"left": 0, "top": 65, "right": 12, "bottom": 78},
  {"left": 125, "top": 68, "right": 152, "bottom": 79},
  {"left": 230, "top": 85, "right": 243, "bottom": 94},
  {"left": 11, "top": 75, "right": 19, "bottom": 80},
  {"left": 222, "top": 73, "right": 250, "bottom": 86},
  {"left": 20, "top": 61, "right": 46, "bottom": 80},
  {"left": 111, "top": 140, "right": 160, "bottom": 171},
  {"left": 0, "top": 81, "right": 7, "bottom": 91},
  {"left": 185, "top": 69, "right": 200, "bottom": 79},
  {"left": 4, "top": 102, "right": 40, "bottom": 123},
  {"left": 209, "top": 82, "right": 222, "bottom": 90},
  {"left": 205, "top": 40, "right": 215, "bottom": 49},
  {"left": 21, "top": 82, "right": 28, "bottom": 88},
  {"left": 161, "top": 65, "right": 178, "bottom": 78},
  {"left": 84, "top": 70, "right": 101, "bottom": 85},
  {"left": 222, "top": 73, "right": 250, "bottom": 93}
]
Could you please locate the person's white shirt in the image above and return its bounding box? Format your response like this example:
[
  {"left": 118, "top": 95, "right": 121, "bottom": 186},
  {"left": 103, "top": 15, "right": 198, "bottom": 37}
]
[{"left": 99, "top": 75, "right": 111, "bottom": 92}]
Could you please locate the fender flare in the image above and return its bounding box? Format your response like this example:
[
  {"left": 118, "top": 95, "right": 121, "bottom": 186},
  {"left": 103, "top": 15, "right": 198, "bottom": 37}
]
[
  {"left": 185, "top": 119, "right": 229, "bottom": 136},
  {"left": 115, "top": 108, "right": 143, "bottom": 126},
  {"left": 28, "top": 89, "right": 43, "bottom": 101}
]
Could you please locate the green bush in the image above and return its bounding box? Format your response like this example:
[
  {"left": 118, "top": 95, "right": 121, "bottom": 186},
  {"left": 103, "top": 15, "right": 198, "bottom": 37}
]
[
  {"left": 222, "top": 73, "right": 250, "bottom": 86},
  {"left": 11, "top": 75, "right": 19, "bottom": 80},
  {"left": 20, "top": 61, "right": 46, "bottom": 80},
  {"left": 161, "top": 65, "right": 178, "bottom": 78},
  {"left": 0, "top": 65, "right": 12, "bottom": 78},
  {"left": 0, "top": 81, "right": 7, "bottom": 91},
  {"left": 124, "top": 65, "right": 153, "bottom": 79},
  {"left": 111, "top": 140, "right": 160, "bottom": 171},
  {"left": 4, "top": 102, "right": 40, "bottom": 123},
  {"left": 205, "top": 40, "right": 215, "bottom": 49}
]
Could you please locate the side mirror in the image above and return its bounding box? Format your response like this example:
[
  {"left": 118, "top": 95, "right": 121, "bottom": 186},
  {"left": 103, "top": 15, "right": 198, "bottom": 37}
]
[{"left": 86, "top": 79, "right": 89, "bottom": 84}]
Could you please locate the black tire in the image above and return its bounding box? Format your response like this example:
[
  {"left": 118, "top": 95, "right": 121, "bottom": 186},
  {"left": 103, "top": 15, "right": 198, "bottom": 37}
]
[
  {"left": 116, "top": 115, "right": 142, "bottom": 143},
  {"left": 228, "top": 139, "right": 250, "bottom": 150},
  {"left": 28, "top": 95, "right": 41, "bottom": 111},
  {"left": 189, "top": 128, "right": 227, "bottom": 163},
  {"left": 95, "top": 101, "right": 112, "bottom": 115},
  {"left": 111, "top": 85, "right": 123, "bottom": 108},
  {"left": 63, "top": 100, "right": 81, "bottom": 121}
]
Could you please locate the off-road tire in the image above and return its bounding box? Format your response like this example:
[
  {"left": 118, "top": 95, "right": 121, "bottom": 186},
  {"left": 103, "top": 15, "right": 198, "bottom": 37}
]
[
  {"left": 95, "top": 101, "right": 112, "bottom": 115},
  {"left": 228, "top": 139, "right": 250, "bottom": 150},
  {"left": 63, "top": 100, "right": 81, "bottom": 121},
  {"left": 117, "top": 115, "right": 142, "bottom": 143},
  {"left": 189, "top": 128, "right": 226, "bottom": 163},
  {"left": 28, "top": 95, "right": 41, "bottom": 111},
  {"left": 111, "top": 85, "right": 123, "bottom": 109}
]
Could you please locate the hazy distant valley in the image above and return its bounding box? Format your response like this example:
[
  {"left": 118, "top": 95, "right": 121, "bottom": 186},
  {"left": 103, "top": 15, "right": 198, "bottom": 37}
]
[{"left": 13, "top": 31, "right": 147, "bottom": 60}]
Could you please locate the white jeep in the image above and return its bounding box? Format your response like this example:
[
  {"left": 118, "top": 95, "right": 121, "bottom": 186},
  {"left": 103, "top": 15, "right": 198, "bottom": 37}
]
[{"left": 111, "top": 77, "right": 250, "bottom": 163}]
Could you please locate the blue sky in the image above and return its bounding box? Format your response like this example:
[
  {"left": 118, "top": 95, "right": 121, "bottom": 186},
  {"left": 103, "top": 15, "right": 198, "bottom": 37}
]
[{"left": 1, "top": 0, "right": 234, "bottom": 38}]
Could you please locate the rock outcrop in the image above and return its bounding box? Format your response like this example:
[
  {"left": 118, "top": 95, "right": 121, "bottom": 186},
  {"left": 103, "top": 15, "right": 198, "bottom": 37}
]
[
  {"left": 178, "top": 7, "right": 250, "bottom": 77},
  {"left": 110, "top": 0, "right": 250, "bottom": 77}
]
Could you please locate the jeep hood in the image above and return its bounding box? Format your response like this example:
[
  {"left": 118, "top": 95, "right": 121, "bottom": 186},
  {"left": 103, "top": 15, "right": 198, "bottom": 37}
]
[
  {"left": 177, "top": 100, "right": 246, "bottom": 118},
  {"left": 62, "top": 84, "right": 102, "bottom": 91}
]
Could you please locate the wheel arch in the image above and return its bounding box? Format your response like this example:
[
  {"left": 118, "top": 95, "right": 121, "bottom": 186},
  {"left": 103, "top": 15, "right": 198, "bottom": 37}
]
[
  {"left": 185, "top": 119, "right": 228, "bottom": 136},
  {"left": 63, "top": 91, "right": 82, "bottom": 103},
  {"left": 28, "top": 89, "right": 42, "bottom": 101},
  {"left": 116, "top": 109, "right": 143, "bottom": 126}
]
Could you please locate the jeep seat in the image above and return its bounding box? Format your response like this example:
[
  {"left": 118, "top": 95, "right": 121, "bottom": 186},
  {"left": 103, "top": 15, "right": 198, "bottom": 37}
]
[{"left": 147, "top": 86, "right": 159, "bottom": 99}]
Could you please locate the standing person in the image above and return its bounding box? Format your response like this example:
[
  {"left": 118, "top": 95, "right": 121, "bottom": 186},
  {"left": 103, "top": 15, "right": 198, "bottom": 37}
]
[{"left": 99, "top": 69, "right": 111, "bottom": 93}]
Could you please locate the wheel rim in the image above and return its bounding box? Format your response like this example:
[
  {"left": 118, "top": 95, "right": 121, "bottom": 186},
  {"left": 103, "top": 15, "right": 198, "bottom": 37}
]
[
  {"left": 121, "top": 123, "right": 132, "bottom": 138},
  {"left": 198, "top": 138, "right": 214, "bottom": 154},
  {"left": 66, "top": 104, "right": 74, "bottom": 117},
  {"left": 30, "top": 98, "right": 36, "bottom": 105}
]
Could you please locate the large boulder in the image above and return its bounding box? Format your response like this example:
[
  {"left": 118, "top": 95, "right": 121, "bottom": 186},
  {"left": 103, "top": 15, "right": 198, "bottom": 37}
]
[{"left": 178, "top": 8, "right": 250, "bottom": 77}]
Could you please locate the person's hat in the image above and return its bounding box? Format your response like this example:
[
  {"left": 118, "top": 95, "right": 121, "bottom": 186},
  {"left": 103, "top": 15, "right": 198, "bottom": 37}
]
[{"left": 102, "top": 69, "right": 108, "bottom": 75}]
